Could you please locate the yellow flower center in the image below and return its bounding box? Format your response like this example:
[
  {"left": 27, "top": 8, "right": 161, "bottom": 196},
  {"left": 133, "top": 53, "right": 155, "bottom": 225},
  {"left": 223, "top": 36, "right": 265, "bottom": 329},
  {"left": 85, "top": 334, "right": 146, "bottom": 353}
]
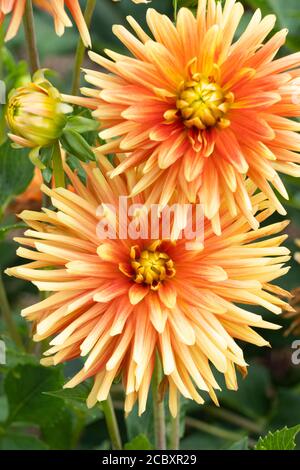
[
  {"left": 129, "top": 243, "right": 176, "bottom": 291},
  {"left": 175, "top": 73, "right": 234, "bottom": 130}
]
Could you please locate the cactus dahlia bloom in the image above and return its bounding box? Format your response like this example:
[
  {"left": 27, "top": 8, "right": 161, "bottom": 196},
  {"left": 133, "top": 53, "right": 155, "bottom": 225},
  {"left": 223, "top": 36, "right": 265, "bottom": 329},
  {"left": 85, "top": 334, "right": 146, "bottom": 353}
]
[
  {"left": 80, "top": 0, "right": 300, "bottom": 233},
  {"left": 0, "top": 0, "right": 91, "bottom": 47},
  {"left": 6, "top": 156, "right": 292, "bottom": 416}
]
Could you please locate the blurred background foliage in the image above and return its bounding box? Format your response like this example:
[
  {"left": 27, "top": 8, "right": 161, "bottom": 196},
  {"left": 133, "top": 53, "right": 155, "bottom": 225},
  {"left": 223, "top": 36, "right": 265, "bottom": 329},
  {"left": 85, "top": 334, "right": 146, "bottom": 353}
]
[{"left": 1, "top": 0, "right": 300, "bottom": 451}]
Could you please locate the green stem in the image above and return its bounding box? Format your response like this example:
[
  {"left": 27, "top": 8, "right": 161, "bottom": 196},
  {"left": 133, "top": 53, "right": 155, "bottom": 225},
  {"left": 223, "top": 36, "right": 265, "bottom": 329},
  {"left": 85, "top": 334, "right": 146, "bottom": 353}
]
[
  {"left": 173, "top": 0, "right": 178, "bottom": 21},
  {"left": 101, "top": 395, "right": 122, "bottom": 450},
  {"left": 71, "top": 0, "right": 96, "bottom": 95},
  {"left": 152, "top": 357, "right": 166, "bottom": 450},
  {"left": 23, "top": 0, "right": 40, "bottom": 74},
  {"left": 186, "top": 416, "right": 245, "bottom": 442},
  {"left": 203, "top": 406, "right": 263, "bottom": 435},
  {"left": 0, "top": 25, "right": 6, "bottom": 144},
  {"left": 0, "top": 25, "right": 4, "bottom": 79},
  {"left": 170, "top": 404, "right": 180, "bottom": 450},
  {"left": 0, "top": 273, "right": 24, "bottom": 350},
  {"left": 52, "top": 141, "right": 65, "bottom": 188}
]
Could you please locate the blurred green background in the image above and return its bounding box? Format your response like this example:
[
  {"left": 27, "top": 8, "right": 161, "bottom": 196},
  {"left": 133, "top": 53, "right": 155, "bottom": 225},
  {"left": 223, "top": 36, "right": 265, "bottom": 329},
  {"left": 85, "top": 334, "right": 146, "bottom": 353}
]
[{"left": 1, "top": 0, "right": 300, "bottom": 451}]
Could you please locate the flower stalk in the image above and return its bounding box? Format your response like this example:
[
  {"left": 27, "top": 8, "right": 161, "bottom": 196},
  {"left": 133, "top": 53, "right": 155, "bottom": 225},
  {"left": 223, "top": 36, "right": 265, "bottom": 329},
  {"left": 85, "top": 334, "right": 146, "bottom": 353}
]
[
  {"left": 52, "top": 141, "right": 65, "bottom": 188},
  {"left": 101, "top": 394, "right": 122, "bottom": 450},
  {"left": 152, "top": 356, "right": 166, "bottom": 450},
  {"left": 23, "top": 0, "right": 40, "bottom": 74},
  {"left": 71, "top": 0, "right": 96, "bottom": 95}
]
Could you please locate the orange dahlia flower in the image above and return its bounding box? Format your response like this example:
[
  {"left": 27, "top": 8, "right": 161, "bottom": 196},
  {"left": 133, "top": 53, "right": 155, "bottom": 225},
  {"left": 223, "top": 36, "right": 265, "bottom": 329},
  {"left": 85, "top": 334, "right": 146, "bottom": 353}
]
[
  {"left": 80, "top": 0, "right": 300, "bottom": 232},
  {"left": 6, "top": 156, "right": 292, "bottom": 415},
  {"left": 0, "top": 0, "right": 91, "bottom": 47}
]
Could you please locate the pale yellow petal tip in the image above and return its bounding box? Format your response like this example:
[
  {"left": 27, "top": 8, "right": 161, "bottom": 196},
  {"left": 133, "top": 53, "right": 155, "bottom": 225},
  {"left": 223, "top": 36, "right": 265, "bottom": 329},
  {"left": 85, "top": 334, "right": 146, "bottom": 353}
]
[
  {"left": 4, "top": 268, "right": 12, "bottom": 277},
  {"left": 40, "top": 357, "right": 54, "bottom": 367}
]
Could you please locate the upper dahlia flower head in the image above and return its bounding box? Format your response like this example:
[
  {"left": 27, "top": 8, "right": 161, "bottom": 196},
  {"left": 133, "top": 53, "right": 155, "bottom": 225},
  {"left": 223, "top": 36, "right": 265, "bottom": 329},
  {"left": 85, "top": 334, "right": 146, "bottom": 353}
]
[{"left": 75, "top": 0, "right": 300, "bottom": 234}]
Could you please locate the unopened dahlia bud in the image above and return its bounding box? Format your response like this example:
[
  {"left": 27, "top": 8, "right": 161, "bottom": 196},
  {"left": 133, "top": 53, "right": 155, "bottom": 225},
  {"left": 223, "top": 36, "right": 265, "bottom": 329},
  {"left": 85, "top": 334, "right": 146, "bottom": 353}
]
[{"left": 6, "top": 71, "right": 72, "bottom": 165}]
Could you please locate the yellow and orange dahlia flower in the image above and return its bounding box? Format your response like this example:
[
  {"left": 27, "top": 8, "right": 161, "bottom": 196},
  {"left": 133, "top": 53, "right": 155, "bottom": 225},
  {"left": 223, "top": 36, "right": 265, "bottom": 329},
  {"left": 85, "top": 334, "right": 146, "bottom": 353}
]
[
  {"left": 6, "top": 155, "right": 293, "bottom": 416},
  {"left": 0, "top": 0, "right": 91, "bottom": 47},
  {"left": 80, "top": 0, "right": 300, "bottom": 233}
]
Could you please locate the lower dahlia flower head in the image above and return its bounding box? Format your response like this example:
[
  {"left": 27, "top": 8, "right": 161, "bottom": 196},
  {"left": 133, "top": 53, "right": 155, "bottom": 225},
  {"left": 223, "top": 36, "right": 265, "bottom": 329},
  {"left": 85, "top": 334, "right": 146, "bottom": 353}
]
[{"left": 5, "top": 154, "right": 294, "bottom": 416}]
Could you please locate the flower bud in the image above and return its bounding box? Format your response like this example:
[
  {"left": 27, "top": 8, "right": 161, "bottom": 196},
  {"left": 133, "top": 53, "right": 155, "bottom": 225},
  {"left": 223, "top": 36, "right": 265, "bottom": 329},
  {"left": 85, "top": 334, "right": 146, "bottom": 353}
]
[{"left": 6, "top": 72, "right": 72, "bottom": 159}]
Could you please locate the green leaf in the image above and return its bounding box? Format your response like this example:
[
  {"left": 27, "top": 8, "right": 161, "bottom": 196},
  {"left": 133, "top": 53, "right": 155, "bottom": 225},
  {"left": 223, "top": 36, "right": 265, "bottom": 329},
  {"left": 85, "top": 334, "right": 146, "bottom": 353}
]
[
  {"left": 41, "top": 407, "right": 74, "bottom": 450},
  {"left": 228, "top": 437, "right": 249, "bottom": 450},
  {"left": 269, "top": 388, "right": 300, "bottom": 431},
  {"left": 173, "top": 0, "right": 198, "bottom": 11},
  {"left": 44, "top": 383, "right": 102, "bottom": 420},
  {"left": 126, "top": 401, "right": 154, "bottom": 443},
  {"left": 4, "top": 364, "right": 65, "bottom": 427},
  {"left": 180, "top": 432, "right": 233, "bottom": 450},
  {"left": 124, "top": 434, "right": 153, "bottom": 450},
  {"left": 60, "top": 129, "right": 95, "bottom": 162},
  {"left": 4, "top": 364, "right": 75, "bottom": 449},
  {"left": 0, "top": 343, "right": 37, "bottom": 370},
  {"left": 0, "top": 396, "right": 9, "bottom": 423},
  {"left": 0, "top": 432, "right": 49, "bottom": 450},
  {"left": 218, "top": 363, "right": 271, "bottom": 420},
  {"left": 255, "top": 425, "right": 300, "bottom": 450},
  {"left": 66, "top": 116, "right": 99, "bottom": 134},
  {"left": 44, "top": 383, "right": 90, "bottom": 405},
  {"left": 0, "top": 140, "right": 34, "bottom": 214}
]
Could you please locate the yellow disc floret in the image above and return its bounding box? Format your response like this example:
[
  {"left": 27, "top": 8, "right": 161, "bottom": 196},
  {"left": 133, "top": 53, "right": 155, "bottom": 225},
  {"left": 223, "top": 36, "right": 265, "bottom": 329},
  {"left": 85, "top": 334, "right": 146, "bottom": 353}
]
[{"left": 176, "top": 73, "right": 234, "bottom": 130}]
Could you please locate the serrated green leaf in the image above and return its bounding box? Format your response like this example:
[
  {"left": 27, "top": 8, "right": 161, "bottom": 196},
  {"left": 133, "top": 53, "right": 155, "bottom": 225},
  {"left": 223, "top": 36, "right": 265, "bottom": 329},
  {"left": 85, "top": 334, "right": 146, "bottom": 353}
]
[
  {"left": 255, "top": 425, "right": 300, "bottom": 450},
  {"left": 44, "top": 382, "right": 98, "bottom": 417},
  {"left": 4, "top": 364, "right": 75, "bottom": 449},
  {"left": 0, "top": 140, "right": 34, "bottom": 214},
  {"left": 124, "top": 434, "right": 153, "bottom": 450},
  {"left": 4, "top": 364, "right": 65, "bottom": 427},
  {"left": 44, "top": 383, "right": 91, "bottom": 404}
]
